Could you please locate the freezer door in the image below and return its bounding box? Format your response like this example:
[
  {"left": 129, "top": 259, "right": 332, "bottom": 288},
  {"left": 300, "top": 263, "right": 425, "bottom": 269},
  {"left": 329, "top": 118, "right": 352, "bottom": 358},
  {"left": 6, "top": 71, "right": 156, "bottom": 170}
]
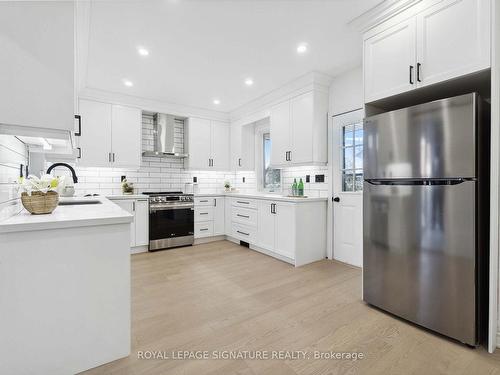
[
  {"left": 363, "top": 181, "right": 476, "bottom": 345},
  {"left": 364, "top": 93, "right": 476, "bottom": 180}
]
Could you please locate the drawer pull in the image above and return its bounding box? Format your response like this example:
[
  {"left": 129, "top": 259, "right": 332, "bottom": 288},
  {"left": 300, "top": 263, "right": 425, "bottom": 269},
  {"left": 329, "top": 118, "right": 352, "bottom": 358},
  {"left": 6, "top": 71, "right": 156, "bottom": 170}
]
[
  {"left": 237, "top": 230, "right": 249, "bottom": 236},
  {"left": 236, "top": 201, "right": 250, "bottom": 204},
  {"left": 200, "top": 228, "right": 209, "bottom": 231},
  {"left": 199, "top": 200, "right": 209, "bottom": 203},
  {"left": 237, "top": 214, "right": 250, "bottom": 219},
  {"left": 199, "top": 212, "right": 209, "bottom": 215}
]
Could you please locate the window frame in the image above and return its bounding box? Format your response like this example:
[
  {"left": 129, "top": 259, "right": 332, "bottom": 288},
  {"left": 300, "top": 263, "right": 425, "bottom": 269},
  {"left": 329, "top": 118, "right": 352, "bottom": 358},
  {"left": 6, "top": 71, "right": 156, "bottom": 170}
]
[
  {"left": 341, "top": 122, "right": 363, "bottom": 193},
  {"left": 256, "top": 126, "right": 282, "bottom": 193}
]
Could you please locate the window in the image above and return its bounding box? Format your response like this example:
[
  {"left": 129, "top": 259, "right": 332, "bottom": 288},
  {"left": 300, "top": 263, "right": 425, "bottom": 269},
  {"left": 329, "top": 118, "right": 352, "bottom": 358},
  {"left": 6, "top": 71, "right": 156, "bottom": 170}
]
[
  {"left": 263, "top": 133, "right": 281, "bottom": 191},
  {"left": 342, "top": 123, "right": 363, "bottom": 192}
]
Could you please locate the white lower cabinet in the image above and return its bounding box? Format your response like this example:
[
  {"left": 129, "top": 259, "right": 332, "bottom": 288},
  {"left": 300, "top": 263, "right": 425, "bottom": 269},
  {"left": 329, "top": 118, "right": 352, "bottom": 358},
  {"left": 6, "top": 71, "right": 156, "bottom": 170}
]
[
  {"left": 194, "top": 195, "right": 326, "bottom": 267},
  {"left": 112, "top": 198, "right": 149, "bottom": 251},
  {"left": 194, "top": 196, "right": 225, "bottom": 239},
  {"left": 257, "top": 201, "right": 295, "bottom": 260}
]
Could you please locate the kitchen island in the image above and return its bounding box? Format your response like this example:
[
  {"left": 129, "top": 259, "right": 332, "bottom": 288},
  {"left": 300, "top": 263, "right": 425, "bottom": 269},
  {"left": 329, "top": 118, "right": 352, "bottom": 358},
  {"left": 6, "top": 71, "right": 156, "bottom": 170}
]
[{"left": 0, "top": 197, "right": 133, "bottom": 375}]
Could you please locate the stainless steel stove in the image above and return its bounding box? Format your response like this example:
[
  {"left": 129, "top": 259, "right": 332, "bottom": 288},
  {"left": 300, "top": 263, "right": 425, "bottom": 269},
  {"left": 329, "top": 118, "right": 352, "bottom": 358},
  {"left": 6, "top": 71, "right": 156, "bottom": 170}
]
[{"left": 143, "top": 192, "right": 194, "bottom": 251}]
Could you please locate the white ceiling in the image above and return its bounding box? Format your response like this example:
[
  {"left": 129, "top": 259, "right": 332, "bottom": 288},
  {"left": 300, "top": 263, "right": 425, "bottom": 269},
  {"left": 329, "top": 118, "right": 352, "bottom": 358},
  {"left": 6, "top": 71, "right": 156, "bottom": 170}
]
[{"left": 84, "top": 0, "right": 382, "bottom": 113}]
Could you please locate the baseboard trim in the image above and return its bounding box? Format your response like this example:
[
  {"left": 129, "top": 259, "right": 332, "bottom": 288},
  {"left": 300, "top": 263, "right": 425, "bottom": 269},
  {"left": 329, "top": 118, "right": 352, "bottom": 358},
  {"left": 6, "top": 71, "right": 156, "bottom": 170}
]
[
  {"left": 194, "top": 235, "right": 226, "bottom": 245},
  {"left": 130, "top": 245, "right": 148, "bottom": 254}
]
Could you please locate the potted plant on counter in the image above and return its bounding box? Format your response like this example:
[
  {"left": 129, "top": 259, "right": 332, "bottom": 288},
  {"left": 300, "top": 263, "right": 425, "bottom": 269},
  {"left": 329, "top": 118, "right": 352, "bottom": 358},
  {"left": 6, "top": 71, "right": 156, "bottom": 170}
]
[{"left": 17, "top": 174, "right": 61, "bottom": 215}]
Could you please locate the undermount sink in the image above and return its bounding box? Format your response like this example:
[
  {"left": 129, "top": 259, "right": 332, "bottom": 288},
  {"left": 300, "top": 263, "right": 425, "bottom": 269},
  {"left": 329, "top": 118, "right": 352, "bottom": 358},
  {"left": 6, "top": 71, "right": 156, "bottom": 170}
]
[{"left": 58, "top": 199, "right": 102, "bottom": 206}]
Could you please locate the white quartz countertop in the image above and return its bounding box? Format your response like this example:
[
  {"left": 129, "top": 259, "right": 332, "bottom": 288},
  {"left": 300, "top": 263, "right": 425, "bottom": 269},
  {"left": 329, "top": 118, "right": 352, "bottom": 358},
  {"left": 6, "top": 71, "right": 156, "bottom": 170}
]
[
  {"left": 0, "top": 196, "right": 133, "bottom": 234},
  {"left": 195, "top": 192, "right": 328, "bottom": 203}
]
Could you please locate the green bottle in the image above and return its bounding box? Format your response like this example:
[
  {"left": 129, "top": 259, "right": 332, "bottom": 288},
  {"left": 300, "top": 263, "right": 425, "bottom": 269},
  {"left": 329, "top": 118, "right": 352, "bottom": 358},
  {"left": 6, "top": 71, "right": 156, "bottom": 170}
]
[
  {"left": 292, "top": 178, "right": 298, "bottom": 196},
  {"left": 298, "top": 178, "right": 304, "bottom": 196}
]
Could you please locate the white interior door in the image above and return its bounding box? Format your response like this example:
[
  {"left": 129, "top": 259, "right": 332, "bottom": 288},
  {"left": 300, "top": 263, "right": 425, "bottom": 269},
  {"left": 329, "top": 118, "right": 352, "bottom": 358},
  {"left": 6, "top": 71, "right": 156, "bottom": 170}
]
[{"left": 332, "top": 110, "right": 364, "bottom": 268}]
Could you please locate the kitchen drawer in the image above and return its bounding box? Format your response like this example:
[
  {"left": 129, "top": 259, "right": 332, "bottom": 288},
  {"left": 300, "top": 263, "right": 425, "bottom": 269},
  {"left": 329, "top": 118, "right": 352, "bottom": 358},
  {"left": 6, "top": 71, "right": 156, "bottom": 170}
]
[
  {"left": 195, "top": 197, "right": 217, "bottom": 206},
  {"left": 195, "top": 207, "right": 214, "bottom": 222},
  {"left": 232, "top": 222, "right": 257, "bottom": 243},
  {"left": 231, "top": 207, "right": 257, "bottom": 227},
  {"left": 231, "top": 197, "right": 258, "bottom": 210},
  {"left": 195, "top": 221, "right": 214, "bottom": 238}
]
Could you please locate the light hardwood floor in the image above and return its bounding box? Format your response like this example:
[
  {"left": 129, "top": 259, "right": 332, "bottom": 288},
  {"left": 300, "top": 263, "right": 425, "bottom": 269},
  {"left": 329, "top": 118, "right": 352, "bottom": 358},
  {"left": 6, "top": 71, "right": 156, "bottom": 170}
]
[{"left": 81, "top": 240, "right": 500, "bottom": 375}]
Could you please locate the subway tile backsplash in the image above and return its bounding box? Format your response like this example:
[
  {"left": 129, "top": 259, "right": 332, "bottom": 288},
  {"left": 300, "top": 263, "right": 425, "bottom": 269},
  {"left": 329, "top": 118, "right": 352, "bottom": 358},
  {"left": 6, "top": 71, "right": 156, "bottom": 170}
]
[{"left": 47, "top": 114, "right": 329, "bottom": 197}]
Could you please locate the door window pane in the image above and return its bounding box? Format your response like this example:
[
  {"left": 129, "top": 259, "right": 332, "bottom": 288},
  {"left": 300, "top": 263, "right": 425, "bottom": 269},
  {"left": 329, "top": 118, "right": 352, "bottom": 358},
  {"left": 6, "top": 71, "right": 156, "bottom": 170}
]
[
  {"left": 342, "top": 171, "right": 354, "bottom": 192},
  {"left": 343, "top": 147, "right": 354, "bottom": 169},
  {"left": 355, "top": 171, "right": 363, "bottom": 191},
  {"left": 343, "top": 125, "right": 354, "bottom": 147},
  {"left": 355, "top": 145, "right": 363, "bottom": 170}
]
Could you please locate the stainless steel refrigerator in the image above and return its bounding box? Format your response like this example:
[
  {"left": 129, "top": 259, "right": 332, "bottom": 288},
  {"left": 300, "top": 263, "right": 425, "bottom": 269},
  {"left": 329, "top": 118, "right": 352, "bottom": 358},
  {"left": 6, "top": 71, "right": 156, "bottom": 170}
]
[{"left": 363, "top": 93, "right": 489, "bottom": 346}]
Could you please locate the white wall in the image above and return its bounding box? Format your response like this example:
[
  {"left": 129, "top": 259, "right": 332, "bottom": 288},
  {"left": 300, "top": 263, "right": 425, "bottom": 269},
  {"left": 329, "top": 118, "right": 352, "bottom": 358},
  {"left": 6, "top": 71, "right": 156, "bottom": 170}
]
[{"left": 329, "top": 66, "right": 363, "bottom": 115}]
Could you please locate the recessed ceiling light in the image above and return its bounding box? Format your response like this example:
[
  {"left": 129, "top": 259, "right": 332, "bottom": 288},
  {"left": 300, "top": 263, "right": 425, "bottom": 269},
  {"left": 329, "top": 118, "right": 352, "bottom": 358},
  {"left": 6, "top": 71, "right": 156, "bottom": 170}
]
[
  {"left": 213, "top": 99, "right": 220, "bottom": 105},
  {"left": 297, "top": 43, "right": 308, "bottom": 54},
  {"left": 137, "top": 47, "right": 149, "bottom": 56},
  {"left": 244, "top": 78, "right": 254, "bottom": 86},
  {"left": 123, "top": 79, "right": 134, "bottom": 87}
]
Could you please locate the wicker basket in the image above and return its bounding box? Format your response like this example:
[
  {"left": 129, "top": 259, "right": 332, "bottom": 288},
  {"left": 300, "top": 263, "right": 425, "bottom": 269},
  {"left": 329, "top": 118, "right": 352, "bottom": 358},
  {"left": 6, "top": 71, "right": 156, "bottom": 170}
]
[{"left": 21, "top": 191, "right": 59, "bottom": 215}]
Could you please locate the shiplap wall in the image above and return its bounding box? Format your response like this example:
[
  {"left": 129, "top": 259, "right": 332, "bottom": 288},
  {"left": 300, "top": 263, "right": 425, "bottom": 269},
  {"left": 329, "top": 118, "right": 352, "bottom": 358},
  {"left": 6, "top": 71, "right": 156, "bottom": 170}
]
[
  {"left": 0, "top": 135, "right": 27, "bottom": 219},
  {"left": 48, "top": 114, "right": 329, "bottom": 197}
]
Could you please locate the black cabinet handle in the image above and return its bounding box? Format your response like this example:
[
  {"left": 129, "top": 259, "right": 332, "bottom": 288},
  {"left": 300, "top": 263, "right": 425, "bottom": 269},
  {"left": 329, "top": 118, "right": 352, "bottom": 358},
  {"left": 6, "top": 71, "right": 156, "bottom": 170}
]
[
  {"left": 417, "top": 62, "right": 422, "bottom": 82},
  {"left": 77, "top": 147, "right": 82, "bottom": 159},
  {"left": 236, "top": 201, "right": 250, "bottom": 204},
  {"left": 199, "top": 200, "right": 208, "bottom": 203},
  {"left": 237, "top": 230, "right": 249, "bottom": 236},
  {"left": 200, "top": 228, "right": 209, "bottom": 231},
  {"left": 409, "top": 65, "right": 414, "bottom": 84},
  {"left": 238, "top": 158, "right": 242, "bottom": 167},
  {"left": 333, "top": 197, "right": 340, "bottom": 202},
  {"left": 214, "top": 199, "right": 217, "bottom": 207},
  {"left": 285, "top": 151, "right": 288, "bottom": 161},
  {"left": 237, "top": 214, "right": 250, "bottom": 218},
  {"left": 74, "top": 115, "right": 81, "bottom": 136},
  {"left": 199, "top": 212, "right": 209, "bottom": 215}
]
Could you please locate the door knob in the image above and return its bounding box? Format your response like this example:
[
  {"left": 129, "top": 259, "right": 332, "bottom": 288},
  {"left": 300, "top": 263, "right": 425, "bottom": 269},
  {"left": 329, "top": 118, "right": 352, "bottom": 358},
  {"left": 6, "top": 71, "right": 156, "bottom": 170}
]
[{"left": 333, "top": 197, "right": 340, "bottom": 202}]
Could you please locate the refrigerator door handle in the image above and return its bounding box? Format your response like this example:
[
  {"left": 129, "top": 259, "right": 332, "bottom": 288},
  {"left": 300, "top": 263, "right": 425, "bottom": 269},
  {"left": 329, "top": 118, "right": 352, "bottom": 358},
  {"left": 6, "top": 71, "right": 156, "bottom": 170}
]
[{"left": 364, "top": 178, "right": 471, "bottom": 186}]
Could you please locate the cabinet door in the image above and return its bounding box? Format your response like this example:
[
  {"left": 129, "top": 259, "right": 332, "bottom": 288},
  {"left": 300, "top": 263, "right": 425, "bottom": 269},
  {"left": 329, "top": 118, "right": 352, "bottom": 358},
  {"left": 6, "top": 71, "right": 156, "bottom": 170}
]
[
  {"left": 111, "top": 105, "right": 142, "bottom": 168},
  {"left": 134, "top": 199, "right": 149, "bottom": 247},
  {"left": 270, "top": 101, "right": 291, "bottom": 166},
  {"left": 364, "top": 18, "right": 417, "bottom": 103},
  {"left": 240, "top": 124, "right": 255, "bottom": 170},
  {"left": 416, "top": 0, "right": 490, "bottom": 88},
  {"left": 290, "top": 92, "right": 314, "bottom": 164},
  {"left": 187, "top": 118, "right": 211, "bottom": 170},
  {"left": 78, "top": 99, "right": 112, "bottom": 167},
  {"left": 114, "top": 200, "right": 135, "bottom": 247},
  {"left": 213, "top": 197, "right": 225, "bottom": 236},
  {"left": 257, "top": 200, "right": 275, "bottom": 250},
  {"left": 211, "top": 120, "right": 230, "bottom": 171},
  {"left": 274, "top": 202, "right": 295, "bottom": 259},
  {"left": 230, "top": 123, "right": 242, "bottom": 170},
  {"left": 0, "top": 2, "right": 74, "bottom": 132}
]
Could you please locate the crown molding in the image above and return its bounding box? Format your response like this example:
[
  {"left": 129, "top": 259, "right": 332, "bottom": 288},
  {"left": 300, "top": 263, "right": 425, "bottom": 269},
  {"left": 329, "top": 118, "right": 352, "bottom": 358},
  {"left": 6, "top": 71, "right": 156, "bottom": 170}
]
[
  {"left": 78, "top": 87, "right": 230, "bottom": 122},
  {"left": 229, "top": 71, "right": 333, "bottom": 123},
  {"left": 348, "top": 0, "right": 422, "bottom": 33}
]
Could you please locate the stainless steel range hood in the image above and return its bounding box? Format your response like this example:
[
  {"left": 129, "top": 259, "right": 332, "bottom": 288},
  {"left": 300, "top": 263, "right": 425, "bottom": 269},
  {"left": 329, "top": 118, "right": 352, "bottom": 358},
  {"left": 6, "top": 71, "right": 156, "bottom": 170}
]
[{"left": 142, "top": 113, "right": 188, "bottom": 158}]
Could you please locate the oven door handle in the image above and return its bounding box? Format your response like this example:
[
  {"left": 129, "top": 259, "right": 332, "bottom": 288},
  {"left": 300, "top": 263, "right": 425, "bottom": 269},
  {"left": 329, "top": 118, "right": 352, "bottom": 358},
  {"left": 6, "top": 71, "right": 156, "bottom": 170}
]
[{"left": 150, "top": 205, "right": 194, "bottom": 212}]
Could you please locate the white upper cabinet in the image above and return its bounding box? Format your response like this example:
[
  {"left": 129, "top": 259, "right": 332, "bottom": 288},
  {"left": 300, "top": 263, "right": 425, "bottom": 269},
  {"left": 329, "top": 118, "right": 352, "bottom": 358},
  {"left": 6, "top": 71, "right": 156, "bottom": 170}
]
[
  {"left": 230, "top": 123, "right": 255, "bottom": 171},
  {"left": 77, "top": 99, "right": 141, "bottom": 168},
  {"left": 270, "top": 90, "right": 328, "bottom": 167},
  {"left": 364, "top": 19, "right": 417, "bottom": 103},
  {"left": 211, "top": 121, "right": 230, "bottom": 171},
  {"left": 270, "top": 100, "right": 291, "bottom": 166},
  {"left": 185, "top": 117, "right": 230, "bottom": 171},
  {"left": 415, "top": 0, "right": 491, "bottom": 88},
  {"left": 77, "top": 100, "right": 112, "bottom": 167},
  {"left": 111, "top": 105, "right": 142, "bottom": 168},
  {"left": 0, "top": 1, "right": 75, "bottom": 133},
  {"left": 185, "top": 118, "right": 211, "bottom": 170},
  {"left": 363, "top": 0, "right": 491, "bottom": 103}
]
